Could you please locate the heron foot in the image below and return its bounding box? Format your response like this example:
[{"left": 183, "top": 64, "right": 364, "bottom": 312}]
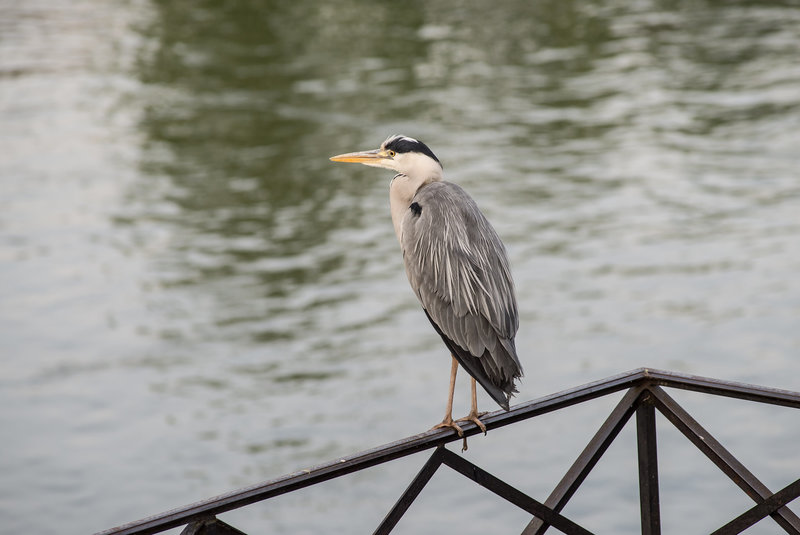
[
  {"left": 453, "top": 411, "right": 488, "bottom": 452},
  {"left": 431, "top": 417, "right": 464, "bottom": 437},
  {"left": 457, "top": 411, "right": 488, "bottom": 435}
]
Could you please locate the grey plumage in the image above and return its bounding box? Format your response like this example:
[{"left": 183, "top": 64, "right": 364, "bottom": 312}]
[
  {"left": 401, "top": 181, "right": 522, "bottom": 409},
  {"left": 330, "top": 134, "right": 523, "bottom": 416}
]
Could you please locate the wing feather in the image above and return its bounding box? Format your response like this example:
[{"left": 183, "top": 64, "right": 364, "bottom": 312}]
[{"left": 401, "top": 181, "right": 523, "bottom": 409}]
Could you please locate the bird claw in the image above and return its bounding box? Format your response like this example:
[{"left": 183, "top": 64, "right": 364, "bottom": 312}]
[
  {"left": 457, "top": 411, "right": 488, "bottom": 435},
  {"left": 432, "top": 418, "right": 472, "bottom": 451},
  {"left": 432, "top": 417, "right": 464, "bottom": 437}
]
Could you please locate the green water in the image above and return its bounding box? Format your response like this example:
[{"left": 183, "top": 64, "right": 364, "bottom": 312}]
[{"left": 2, "top": 1, "right": 799, "bottom": 533}]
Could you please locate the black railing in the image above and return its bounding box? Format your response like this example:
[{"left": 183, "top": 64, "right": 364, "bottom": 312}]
[{"left": 95, "top": 368, "right": 800, "bottom": 535}]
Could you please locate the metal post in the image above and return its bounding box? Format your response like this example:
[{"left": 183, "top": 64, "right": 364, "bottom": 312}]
[{"left": 636, "top": 394, "right": 661, "bottom": 535}]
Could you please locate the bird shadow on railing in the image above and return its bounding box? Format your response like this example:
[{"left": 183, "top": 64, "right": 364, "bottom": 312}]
[{"left": 95, "top": 368, "right": 800, "bottom": 535}]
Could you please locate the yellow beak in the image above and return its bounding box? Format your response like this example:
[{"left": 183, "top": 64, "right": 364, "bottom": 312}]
[{"left": 330, "top": 149, "right": 387, "bottom": 164}]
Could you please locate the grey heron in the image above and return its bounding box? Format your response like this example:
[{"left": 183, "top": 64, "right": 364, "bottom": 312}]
[{"left": 330, "top": 135, "right": 523, "bottom": 444}]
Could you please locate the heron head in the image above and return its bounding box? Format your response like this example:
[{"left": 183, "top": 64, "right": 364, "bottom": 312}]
[{"left": 330, "top": 135, "right": 443, "bottom": 180}]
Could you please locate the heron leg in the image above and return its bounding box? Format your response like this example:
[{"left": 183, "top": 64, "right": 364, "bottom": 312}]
[
  {"left": 457, "top": 377, "right": 488, "bottom": 436},
  {"left": 431, "top": 356, "right": 464, "bottom": 438}
]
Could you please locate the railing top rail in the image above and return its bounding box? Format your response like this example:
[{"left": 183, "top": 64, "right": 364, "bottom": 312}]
[
  {"left": 639, "top": 368, "right": 800, "bottom": 408},
  {"left": 94, "top": 367, "right": 800, "bottom": 535}
]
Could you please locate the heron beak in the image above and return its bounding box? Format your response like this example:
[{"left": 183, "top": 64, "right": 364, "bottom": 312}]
[{"left": 329, "top": 149, "right": 388, "bottom": 165}]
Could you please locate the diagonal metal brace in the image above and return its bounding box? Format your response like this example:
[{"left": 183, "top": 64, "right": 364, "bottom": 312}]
[
  {"left": 373, "top": 447, "right": 446, "bottom": 535},
  {"left": 711, "top": 477, "right": 800, "bottom": 535},
  {"left": 523, "top": 386, "right": 646, "bottom": 535},
  {"left": 649, "top": 386, "right": 800, "bottom": 534},
  {"left": 439, "top": 448, "right": 595, "bottom": 535}
]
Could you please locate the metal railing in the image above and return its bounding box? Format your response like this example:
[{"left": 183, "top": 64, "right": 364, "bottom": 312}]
[{"left": 95, "top": 368, "right": 800, "bottom": 535}]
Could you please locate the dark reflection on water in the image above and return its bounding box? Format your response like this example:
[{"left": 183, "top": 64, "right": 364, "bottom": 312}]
[
  {"left": 2, "top": 0, "right": 800, "bottom": 534},
  {"left": 126, "top": 1, "right": 436, "bottom": 346}
]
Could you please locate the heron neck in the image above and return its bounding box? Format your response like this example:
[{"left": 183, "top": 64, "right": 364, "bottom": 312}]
[{"left": 389, "top": 173, "right": 439, "bottom": 243}]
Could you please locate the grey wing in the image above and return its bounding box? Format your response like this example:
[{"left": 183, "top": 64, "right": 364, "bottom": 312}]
[{"left": 401, "top": 181, "right": 523, "bottom": 409}]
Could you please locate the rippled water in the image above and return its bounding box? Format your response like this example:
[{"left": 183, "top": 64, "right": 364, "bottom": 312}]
[{"left": 2, "top": 1, "right": 799, "bottom": 533}]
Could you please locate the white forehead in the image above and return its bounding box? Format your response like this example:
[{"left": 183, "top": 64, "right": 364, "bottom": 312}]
[{"left": 381, "top": 134, "right": 418, "bottom": 148}]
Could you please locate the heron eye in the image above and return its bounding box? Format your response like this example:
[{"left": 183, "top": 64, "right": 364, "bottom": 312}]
[{"left": 388, "top": 150, "right": 396, "bottom": 157}]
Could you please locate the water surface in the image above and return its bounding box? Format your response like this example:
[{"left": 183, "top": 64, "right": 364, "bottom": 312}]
[{"left": 1, "top": 1, "right": 799, "bottom": 533}]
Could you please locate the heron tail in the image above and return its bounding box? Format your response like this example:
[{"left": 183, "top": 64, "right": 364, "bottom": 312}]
[{"left": 423, "top": 309, "right": 518, "bottom": 411}]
